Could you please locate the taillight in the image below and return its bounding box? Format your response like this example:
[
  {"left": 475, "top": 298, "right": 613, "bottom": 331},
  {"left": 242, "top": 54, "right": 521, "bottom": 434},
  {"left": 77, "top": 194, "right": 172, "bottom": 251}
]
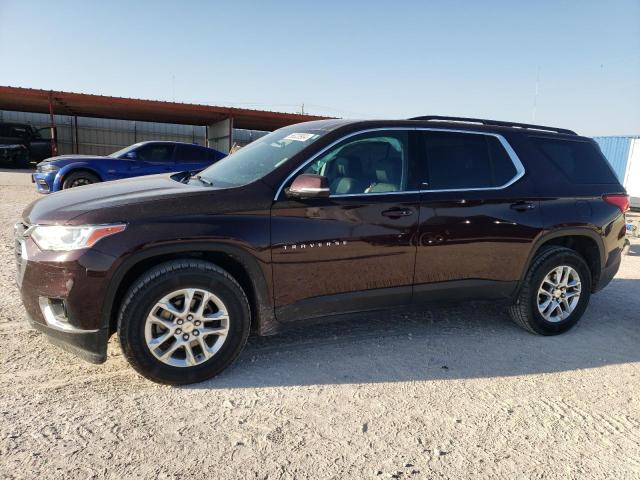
[{"left": 603, "top": 194, "right": 630, "bottom": 213}]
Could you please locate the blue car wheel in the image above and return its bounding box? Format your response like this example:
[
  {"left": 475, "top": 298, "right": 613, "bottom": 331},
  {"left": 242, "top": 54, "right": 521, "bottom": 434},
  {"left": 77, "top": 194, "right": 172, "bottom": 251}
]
[{"left": 62, "top": 171, "right": 101, "bottom": 189}]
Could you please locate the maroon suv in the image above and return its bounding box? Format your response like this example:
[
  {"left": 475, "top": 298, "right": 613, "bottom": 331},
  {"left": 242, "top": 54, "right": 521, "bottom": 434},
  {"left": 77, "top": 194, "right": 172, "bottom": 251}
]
[{"left": 15, "top": 117, "right": 629, "bottom": 384}]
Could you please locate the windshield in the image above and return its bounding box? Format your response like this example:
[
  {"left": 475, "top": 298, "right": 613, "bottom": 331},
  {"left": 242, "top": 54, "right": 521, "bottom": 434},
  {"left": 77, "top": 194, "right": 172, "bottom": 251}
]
[
  {"left": 193, "top": 125, "right": 327, "bottom": 188},
  {"left": 108, "top": 143, "right": 141, "bottom": 158}
]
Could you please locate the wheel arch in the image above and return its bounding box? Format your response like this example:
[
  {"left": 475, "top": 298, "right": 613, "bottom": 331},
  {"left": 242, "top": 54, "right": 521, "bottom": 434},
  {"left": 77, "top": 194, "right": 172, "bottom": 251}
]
[
  {"left": 55, "top": 164, "right": 104, "bottom": 190},
  {"left": 102, "top": 243, "right": 275, "bottom": 338},
  {"left": 520, "top": 229, "right": 604, "bottom": 294}
]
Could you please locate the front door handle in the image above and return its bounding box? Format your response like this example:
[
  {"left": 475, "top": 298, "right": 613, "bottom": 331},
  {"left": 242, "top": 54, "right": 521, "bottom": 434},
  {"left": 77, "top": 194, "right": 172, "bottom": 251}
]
[
  {"left": 381, "top": 208, "right": 414, "bottom": 218},
  {"left": 510, "top": 201, "right": 536, "bottom": 212}
]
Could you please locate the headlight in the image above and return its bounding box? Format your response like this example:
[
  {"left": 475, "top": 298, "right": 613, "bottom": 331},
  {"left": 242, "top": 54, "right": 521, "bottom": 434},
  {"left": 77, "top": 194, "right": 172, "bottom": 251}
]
[
  {"left": 30, "top": 224, "right": 126, "bottom": 251},
  {"left": 38, "top": 163, "right": 60, "bottom": 173}
]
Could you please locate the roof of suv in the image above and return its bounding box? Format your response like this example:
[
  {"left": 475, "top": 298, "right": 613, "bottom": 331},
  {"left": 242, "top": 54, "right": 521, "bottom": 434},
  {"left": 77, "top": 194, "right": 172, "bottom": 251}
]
[
  {"left": 299, "top": 116, "right": 581, "bottom": 139},
  {"left": 133, "top": 140, "right": 214, "bottom": 148}
]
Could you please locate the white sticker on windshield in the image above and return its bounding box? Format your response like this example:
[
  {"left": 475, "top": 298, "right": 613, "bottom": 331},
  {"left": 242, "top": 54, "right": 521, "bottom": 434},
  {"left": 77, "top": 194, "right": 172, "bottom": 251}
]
[{"left": 284, "top": 133, "right": 315, "bottom": 142}]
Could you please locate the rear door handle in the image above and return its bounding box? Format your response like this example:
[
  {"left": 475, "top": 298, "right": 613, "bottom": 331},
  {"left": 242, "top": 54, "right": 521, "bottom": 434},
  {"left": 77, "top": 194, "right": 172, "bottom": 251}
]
[
  {"left": 381, "top": 208, "right": 414, "bottom": 218},
  {"left": 510, "top": 201, "right": 536, "bottom": 212}
]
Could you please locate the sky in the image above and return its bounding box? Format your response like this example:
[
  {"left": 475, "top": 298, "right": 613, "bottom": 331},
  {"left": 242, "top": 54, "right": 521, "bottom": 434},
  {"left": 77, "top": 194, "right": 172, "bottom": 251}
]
[{"left": 1, "top": 0, "right": 638, "bottom": 136}]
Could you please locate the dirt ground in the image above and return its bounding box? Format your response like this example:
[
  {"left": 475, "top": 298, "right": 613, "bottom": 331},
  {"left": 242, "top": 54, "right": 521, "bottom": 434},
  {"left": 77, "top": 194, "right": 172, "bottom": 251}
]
[{"left": 1, "top": 169, "right": 639, "bottom": 480}]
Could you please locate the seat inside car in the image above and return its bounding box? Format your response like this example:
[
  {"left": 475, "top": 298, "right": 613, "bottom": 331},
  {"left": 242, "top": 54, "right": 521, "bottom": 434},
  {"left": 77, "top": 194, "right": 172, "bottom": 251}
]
[
  {"left": 366, "top": 157, "right": 402, "bottom": 192},
  {"left": 328, "top": 156, "right": 367, "bottom": 194}
]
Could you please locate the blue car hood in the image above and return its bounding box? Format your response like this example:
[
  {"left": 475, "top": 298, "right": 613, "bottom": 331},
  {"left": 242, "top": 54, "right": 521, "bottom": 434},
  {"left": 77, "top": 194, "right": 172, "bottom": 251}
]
[{"left": 38, "top": 155, "right": 112, "bottom": 167}]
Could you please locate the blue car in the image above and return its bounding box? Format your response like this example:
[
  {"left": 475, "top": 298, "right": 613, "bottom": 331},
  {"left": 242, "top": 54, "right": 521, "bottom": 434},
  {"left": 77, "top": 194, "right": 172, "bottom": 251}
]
[{"left": 32, "top": 141, "right": 225, "bottom": 193}]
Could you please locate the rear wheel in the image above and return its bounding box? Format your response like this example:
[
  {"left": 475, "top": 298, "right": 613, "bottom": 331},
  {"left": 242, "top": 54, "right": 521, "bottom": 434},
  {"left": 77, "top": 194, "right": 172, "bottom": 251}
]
[
  {"left": 508, "top": 246, "right": 592, "bottom": 335},
  {"left": 62, "top": 171, "right": 100, "bottom": 189},
  {"left": 117, "top": 260, "right": 251, "bottom": 384}
]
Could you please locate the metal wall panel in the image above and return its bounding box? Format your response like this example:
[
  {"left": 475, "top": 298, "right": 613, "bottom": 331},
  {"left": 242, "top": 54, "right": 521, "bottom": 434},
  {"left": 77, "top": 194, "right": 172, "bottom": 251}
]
[
  {"left": 625, "top": 139, "right": 640, "bottom": 207},
  {"left": 233, "top": 128, "right": 269, "bottom": 147},
  {"left": 1, "top": 110, "right": 208, "bottom": 157},
  {"left": 2, "top": 110, "right": 270, "bottom": 157},
  {"left": 593, "top": 136, "right": 633, "bottom": 182},
  {"left": 0, "top": 109, "right": 74, "bottom": 155}
]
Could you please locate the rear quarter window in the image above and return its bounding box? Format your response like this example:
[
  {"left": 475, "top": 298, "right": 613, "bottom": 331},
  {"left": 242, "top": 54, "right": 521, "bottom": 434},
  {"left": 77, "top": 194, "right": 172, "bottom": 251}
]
[
  {"left": 530, "top": 137, "right": 618, "bottom": 184},
  {"left": 422, "top": 131, "right": 518, "bottom": 190}
]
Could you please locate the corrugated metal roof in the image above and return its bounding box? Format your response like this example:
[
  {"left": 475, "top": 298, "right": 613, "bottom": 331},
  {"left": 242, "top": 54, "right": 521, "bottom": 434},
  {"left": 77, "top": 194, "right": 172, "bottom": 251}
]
[
  {"left": 593, "top": 136, "right": 635, "bottom": 182},
  {"left": 0, "top": 86, "right": 332, "bottom": 131}
]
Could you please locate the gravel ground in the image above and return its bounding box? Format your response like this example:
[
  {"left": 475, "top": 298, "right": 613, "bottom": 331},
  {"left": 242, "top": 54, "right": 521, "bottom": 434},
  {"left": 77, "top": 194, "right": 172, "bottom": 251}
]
[{"left": 1, "top": 170, "right": 639, "bottom": 479}]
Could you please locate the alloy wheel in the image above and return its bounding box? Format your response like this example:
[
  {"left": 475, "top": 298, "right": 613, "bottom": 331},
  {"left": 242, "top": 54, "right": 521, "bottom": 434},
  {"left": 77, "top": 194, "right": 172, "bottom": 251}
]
[
  {"left": 144, "top": 288, "right": 230, "bottom": 367},
  {"left": 537, "top": 265, "right": 582, "bottom": 323},
  {"left": 70, "top": 178, "right": 93, "bottom": 187}
]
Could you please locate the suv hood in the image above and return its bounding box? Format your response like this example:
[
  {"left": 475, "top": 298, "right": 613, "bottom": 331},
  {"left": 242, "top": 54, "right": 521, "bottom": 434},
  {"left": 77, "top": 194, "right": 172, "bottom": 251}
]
[
  {"left": 24, "top": 173, "right": 204, "bottom": 224},
  {"left": 23, "top": 173, "right": 274, "bottom": 226}
]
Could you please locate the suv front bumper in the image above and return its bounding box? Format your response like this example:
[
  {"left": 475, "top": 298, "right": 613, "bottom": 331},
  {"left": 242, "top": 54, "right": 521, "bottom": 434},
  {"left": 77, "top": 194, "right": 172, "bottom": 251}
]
[
  {"left": 25, "top": 312, "right": 109, "bottom": 364},
  {"left": 15, "top": 223, "right": 115, "bottom": 363}
]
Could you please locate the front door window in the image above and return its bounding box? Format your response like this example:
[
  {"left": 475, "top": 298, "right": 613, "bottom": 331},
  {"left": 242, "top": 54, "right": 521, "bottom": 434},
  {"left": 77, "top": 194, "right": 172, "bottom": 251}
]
[{"left": 302, "top": 131, "right": 409, "bottom": 195}]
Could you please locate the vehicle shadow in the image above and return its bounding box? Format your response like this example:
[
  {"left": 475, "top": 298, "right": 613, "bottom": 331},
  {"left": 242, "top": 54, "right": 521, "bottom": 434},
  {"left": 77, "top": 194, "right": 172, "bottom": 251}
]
[
  {"left": 0, "top": 167, "right": 35, "bottom": 173},
  {"left": 625, "top": 241, "right": 640, "bottom": 257},
  {"left": 186, "top": 277, "right": 640, "bottom": 390}
]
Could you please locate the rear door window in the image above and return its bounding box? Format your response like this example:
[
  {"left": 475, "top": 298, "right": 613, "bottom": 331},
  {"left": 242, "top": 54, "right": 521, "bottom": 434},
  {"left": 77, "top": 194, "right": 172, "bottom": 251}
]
[
  {"left": 135, "top": 143, "right": 175, "bottom": 163},
  {"left": 422, "top": 131, "right": 518, "bottom": 190},
  {"left": 174, "top": 144, "right": 210, "bottom": 163},
  {"left": 530, "top": 137, "right": 618, "bottom": 184}
]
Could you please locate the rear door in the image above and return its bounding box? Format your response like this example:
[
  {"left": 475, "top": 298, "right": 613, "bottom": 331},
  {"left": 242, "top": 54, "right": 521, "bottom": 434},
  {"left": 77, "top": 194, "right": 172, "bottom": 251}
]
[
  {"left": 173, "top": 144, "right": 218, "bottom": 172},
  {"left": 270, "top": 129, "right": 421, "bottom": 322},
  {"left": 413, "top": 129, "right": 544, "bottom": 300}
]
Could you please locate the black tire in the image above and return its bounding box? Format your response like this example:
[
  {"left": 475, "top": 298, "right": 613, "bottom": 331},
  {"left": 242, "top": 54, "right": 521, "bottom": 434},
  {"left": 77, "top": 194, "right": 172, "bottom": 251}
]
[
  {"left": 62, "top": 171, "right": 100, "bottom": 189},
  {"left": 117, "top": 259, "right": 251, "bottom": 384},
  {"left": 17, "top": 151, "right": 31, "bottom": 168},
  {"left": 508, "top": 246, "right": 592, "bottom": 335}
]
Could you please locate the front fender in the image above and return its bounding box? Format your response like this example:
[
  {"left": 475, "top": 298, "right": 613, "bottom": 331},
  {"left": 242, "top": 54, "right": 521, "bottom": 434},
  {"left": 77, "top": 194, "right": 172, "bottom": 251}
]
[
  {"left": 53, "top": 163, "right": 104, "bottom": 191},
  {"left": 101, "top": 241, "right": 277, "bottom": 337}
]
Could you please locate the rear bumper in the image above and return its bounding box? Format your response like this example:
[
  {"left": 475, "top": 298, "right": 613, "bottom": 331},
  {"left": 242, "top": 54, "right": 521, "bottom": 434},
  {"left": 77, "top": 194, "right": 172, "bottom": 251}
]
[{"left": 593, "top": 247, "right": 622, "bottom": 292}]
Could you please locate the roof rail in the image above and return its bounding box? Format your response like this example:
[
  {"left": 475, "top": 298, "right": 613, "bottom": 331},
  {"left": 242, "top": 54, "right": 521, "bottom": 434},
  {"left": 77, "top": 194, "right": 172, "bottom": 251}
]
[{"left": 408, "top": 115, "right": 577, "bottom": 135}]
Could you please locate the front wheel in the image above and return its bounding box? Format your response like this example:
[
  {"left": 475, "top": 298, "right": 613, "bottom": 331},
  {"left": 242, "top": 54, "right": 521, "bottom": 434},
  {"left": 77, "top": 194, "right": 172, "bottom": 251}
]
[
  {"left": 117, "top": 260, "right": 251, "bottom": 384},
  {"left": 62, "top": 171, "right": 100, "bottom": 189},
  {"left": 508, "top": 246, "right": 592, "bottom": 335}
]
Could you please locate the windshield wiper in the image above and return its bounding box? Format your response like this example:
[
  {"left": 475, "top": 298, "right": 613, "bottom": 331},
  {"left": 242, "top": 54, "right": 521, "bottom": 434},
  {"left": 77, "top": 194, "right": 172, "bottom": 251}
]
[{"left": 193, "top": 174, "right": 213, "bottom": 186}]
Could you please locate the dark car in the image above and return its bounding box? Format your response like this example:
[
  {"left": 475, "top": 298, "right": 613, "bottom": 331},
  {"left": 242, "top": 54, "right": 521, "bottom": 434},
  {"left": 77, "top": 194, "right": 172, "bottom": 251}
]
[
  {"left": 15, "top": 116, "right": 629, "bottom": 384},
  {"left": 32, "top": 141, "right": 226, "bottom": 193},
  {"left": 0, "top": 121, "right": 53, "bottom": 167}
]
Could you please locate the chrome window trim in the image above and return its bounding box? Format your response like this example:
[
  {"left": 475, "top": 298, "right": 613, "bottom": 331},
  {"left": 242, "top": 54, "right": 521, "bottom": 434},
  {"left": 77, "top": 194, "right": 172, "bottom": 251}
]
[{"left": 273, "top": 127, "right": 526, "bottom": 201}]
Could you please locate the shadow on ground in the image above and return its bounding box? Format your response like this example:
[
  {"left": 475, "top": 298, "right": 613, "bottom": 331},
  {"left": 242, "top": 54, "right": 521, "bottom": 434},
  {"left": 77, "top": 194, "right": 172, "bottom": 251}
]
[
  {"left": 185, "top": 277, "right": 640, "bottom": 390},
  {"left": 626, "top": 242, "right": 640, "bottom": 257}
]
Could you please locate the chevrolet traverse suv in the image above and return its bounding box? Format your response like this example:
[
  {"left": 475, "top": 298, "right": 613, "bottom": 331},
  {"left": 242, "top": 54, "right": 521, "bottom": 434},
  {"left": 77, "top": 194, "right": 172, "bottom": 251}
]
[{"left": 15, "top": 117, "right": 629, "bottom": 384}]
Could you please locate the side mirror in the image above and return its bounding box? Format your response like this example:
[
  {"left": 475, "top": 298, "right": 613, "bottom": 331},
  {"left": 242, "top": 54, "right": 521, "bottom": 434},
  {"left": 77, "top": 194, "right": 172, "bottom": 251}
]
[
  {"left": 286, "top": 173, "right": 330, "bottom": 199},
  {"left": 123, "top": 151, "right": 138, "bottom": 160}
]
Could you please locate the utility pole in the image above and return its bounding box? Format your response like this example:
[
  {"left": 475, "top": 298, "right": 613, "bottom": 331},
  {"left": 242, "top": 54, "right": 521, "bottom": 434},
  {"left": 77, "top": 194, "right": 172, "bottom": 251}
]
[{"left": 48, "top": 90, "right": 58, "bottom": 157}]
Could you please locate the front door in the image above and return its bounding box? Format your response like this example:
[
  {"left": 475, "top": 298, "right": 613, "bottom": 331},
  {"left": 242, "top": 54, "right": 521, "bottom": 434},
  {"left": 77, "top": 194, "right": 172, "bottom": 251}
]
[
  {"left": 128, "top": 142, "right": 176, "bottom": 176},
  {"left": 271, "top": 129, "right": 421, "bottom": 323},
  {"left": 413, "top": 129, "right": 544, "bottom": 300}
]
